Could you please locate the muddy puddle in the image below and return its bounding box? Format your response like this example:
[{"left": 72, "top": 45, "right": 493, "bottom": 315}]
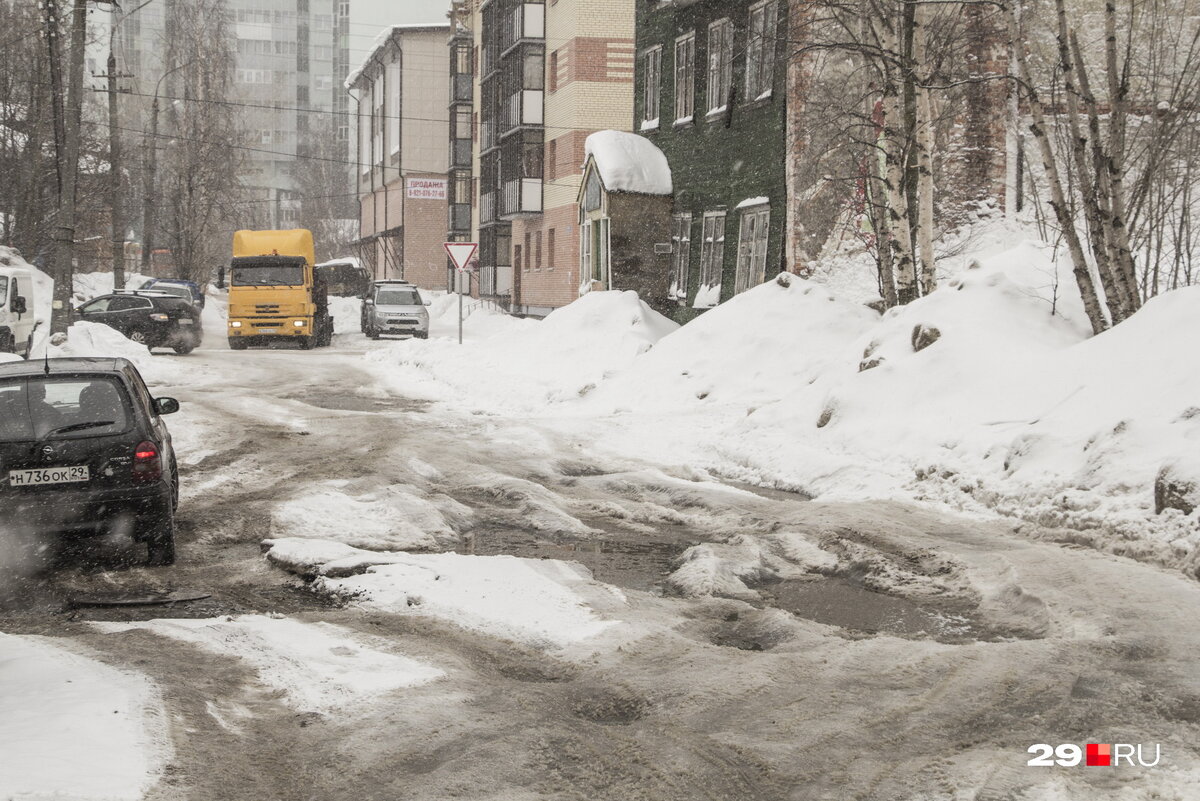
[
  {"left": 761, "top": 577, "right": 1015, "bottom": 643},
  {"left": 285, "top": 389, "right": 431, "bottom": 414},
  {"left": 459, "top": 526, "right": 690, "bottom": 592}
]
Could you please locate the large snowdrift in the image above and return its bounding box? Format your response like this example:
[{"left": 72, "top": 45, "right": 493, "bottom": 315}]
[
  {"left": 367, "top": 290, "right": 677, "bottom": 410},
  {"left": 48, "top": 320, "right": 185, "bottom": 385}
]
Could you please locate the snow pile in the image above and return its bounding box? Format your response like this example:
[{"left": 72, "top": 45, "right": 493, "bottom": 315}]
[
  {"left": 368, "top": 290, "right": 677, "bottom": 410},
  {"left": 269, "top": 483, "right": 471, "bottom": 551},
  {"left": 0, "top": 633, "right": 168, "bottom": 800},
  {"left": 587, "top": 274, "right": 877, "bottom": 412},
  {"left": 93, "top": 616, "right": 444, "bottom": 715},
  {"left": 585, "top": 130, "right": 672, "bottom": 195},
  {"left": 667, "top": 532, "right": 838, "bottom": 600},
  {"left": 49, "top": 320, "right": 183, "bottom": 385},
  {"left": 73, "top": 270, "right": 154, "bottom": 304},
  {"left": 263, "top": 538, "right": 625, "bottom": 649},
  {"left": 597, "top": 246, "right": 1200, "bottom": 571},
  {"left": 328, "top": 295, "right": 362, "bottom": 336}
]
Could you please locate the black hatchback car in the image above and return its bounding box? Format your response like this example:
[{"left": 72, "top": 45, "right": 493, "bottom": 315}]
[
  {"left": 75, "top": 291, "right": 203, "bottom": 354},
  {"left": 0, "top": 358, "right": 181, "bottom": 566}
]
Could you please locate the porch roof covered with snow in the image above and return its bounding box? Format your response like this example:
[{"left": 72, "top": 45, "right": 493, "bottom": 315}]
[{"left": 582, "top": 131, "right": 673, "bottom": 197}]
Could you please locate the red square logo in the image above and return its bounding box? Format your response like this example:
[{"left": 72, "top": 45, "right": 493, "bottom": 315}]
[{"left": 1086, "top": 743, "right": 1111, "bottom": 766}]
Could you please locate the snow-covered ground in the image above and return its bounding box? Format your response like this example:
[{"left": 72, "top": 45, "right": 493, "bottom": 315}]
[{"left": 0, "top": 633, "right": 169, "bottom": 800}]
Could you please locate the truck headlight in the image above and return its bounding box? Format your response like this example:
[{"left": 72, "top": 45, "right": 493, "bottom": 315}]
[
  {"left": 230, "top": 321, "right": 242, "bottom": 328},
  {"left": 293, "top": 320, "right": 306, "bottom": 328}
]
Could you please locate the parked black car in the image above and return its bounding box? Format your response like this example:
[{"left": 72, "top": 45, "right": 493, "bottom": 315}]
[
  {"left": 75, "top": 291, "right": 203, "bottom": 354},
  {"left": 0, "top": 358, "right": 181, "bottom": 566}
]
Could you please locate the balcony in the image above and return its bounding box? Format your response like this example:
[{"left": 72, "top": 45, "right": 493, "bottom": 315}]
[
  {"left": 481, "top": 120, "right": 495, "bottom": 151},
  {"left": 501, "top": 178, "right": 542, "bottom": 218},
  {"left": 500, "top": 3, "right": 545, "bottom": 53},
  {"left": 451, "top": 138, "right": 472, "bottom": 168},
  {"left": 449, "top": 203, "right": 471, "bottom": 233},
  {"left": 480, "top": 191, "right": 496, "bottom": 223},
  {"left": 501, "top": 90, "right": 543, "bottom": 136},
  {"left": 452, "top": 73, "right": 472, "bottom": 103}
]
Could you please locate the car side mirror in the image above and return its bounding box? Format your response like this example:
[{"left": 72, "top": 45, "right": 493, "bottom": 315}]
[
  {"left": 216, "top": 267, "right": 226, "bottom": 290},
  {"left": 13, "top": 296, "right": 26, "bottom": 315},
  {"left": 153, "top": 397, "right": 180, "bottom": 416}
]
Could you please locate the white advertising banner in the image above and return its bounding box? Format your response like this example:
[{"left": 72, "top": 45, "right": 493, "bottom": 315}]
[{"left": 407, "top": 178, "right": 447, "bottom": 200}]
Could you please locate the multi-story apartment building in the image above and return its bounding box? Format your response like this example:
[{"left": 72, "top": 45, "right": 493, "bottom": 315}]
[
  {"left": 455, "top": 0, "right": 636, "bottom": 317},
  {"left": 229, "top": 0, "right": 337, "bottom": 228},
  {"left": 635, "top": 0, "right": 788, "bottom": 324},
  {"left": 348, "top": 24, "right": 451, "bottom": 290},
  {"left": 115, "top": 0, "right": 343, "bottom": 231}
]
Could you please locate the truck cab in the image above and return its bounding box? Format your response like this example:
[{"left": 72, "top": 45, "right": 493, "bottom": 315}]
[
  {"left": 0, "top": 265, "right": 38, "bottom": 358},
  {"left": 224, "top": 229, "right": 333, "bottom": 350}
]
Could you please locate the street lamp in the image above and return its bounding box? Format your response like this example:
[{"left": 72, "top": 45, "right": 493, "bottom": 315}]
[{"left": 141, "top": 57, "right": 193, "bottom": 275}]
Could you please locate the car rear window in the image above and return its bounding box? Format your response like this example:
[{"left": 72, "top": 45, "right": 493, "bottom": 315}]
[
  {"left": 0, "top": 376, "right": 132, "bottom": 443},
  {"left": 155, "top": 285, "right": 193, "bottom": 300}
]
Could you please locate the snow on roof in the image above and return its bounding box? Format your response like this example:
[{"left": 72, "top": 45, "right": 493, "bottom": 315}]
[
  {"left": 584, "top": 130, "right": 673, "bottom": 196},
  {"left": 344, "top": 23, "right": 453, "bottom": 90}
]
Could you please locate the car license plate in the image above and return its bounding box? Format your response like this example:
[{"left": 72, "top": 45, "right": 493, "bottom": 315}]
[
  {"left": 9, "top": 466, "right": 89, "bottom": 486},
  {"left": 257, "top": 328, "right": 277, "bottom": 334},
  {"left": 179, "top": 319, "right": 194, "bottom": 326}
]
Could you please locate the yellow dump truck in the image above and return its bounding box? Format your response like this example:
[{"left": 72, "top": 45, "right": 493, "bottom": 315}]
[{"left": 224, "top": 229, "right": 333, "bottom": 350}]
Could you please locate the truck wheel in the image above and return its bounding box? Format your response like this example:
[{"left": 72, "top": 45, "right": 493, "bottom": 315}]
[
  {"left": 228, "top": 337, "right": 248, "bottom": 350},
  {"left": 298, "top": 335, "right": 314, "bottom": 350}
]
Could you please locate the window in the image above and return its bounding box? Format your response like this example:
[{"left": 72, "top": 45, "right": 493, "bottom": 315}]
[
  {"left": 697, "top": 212, "right": 726, "bottom": 307},
  {"left": 674, "top": 33, "right": 695, "bottom": 123},
  {"left": 746, "top": 1, "right": 779, "bottom": 99},
  {"left": 524, "top": 232, "right": 532, "bottom": 271},
  {"left": 549, "top": 50, "right": 558, "bottom": 92},
  {"left": 546, "top": 138, "right": 557, "bottom": 180},
  {"left": 547, "top": 228, "right": 556, "bottom": 269},
  {"left": 535, "top": 231, "right": 543, "bottom": 269},
  {"left": 735, "top": 205, "right": 771, "bottom": 294},
  {"left": 641, "top": 46, "right": 662, "bottom": 128},
  {"left": 706, "top": 19, "right": 733, "bottom": 114},
  {"left": 0, "top": 276, "right": 7, "bottom": 307},
  {"left": 670, "top": 213, "right": 691, "bottom": 300}
]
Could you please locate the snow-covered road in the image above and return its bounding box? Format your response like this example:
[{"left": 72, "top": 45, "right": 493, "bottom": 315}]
[{"left": 3, "top": 303, "right": 1200, "bottom": 800}]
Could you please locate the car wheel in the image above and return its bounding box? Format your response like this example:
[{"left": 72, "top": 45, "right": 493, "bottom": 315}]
[
  {"left": 0, "top": 331, "right": 14, "bottom": 354},
  {"left": 129, "top": 329, "right": 148, "bottom": 345},
  {"left": 145, "top": 499, "right": 177, "bottom": 567},
  {"left": 228, "top": 337, "right": 248, "bottom": 350},
  {"left": 417, "top": 332, "right": 429, "bottom": 340},
  {"left": 173, "top": 343, "right": 196, "bottom": 355},
  {"left": 367, "top": 328, "right": 380, "bottom": 340}
]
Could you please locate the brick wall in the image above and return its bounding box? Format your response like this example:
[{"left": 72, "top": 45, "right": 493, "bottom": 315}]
[
  {"left": 403, "top": 174, "right": 450, "bottom": 290},
  {"left": 512, "top": 204, "right": 582, "bottom": 312}
]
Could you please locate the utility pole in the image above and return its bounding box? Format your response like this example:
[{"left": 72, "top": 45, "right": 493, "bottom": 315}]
[
  {"left": 44, "top": 0, "right": 91, "bottom": 336},
  {"left": 97, "top": 50, "right": 134, "bottom": 290},
  {"left": 96, "top": 0, "right": 153, "bottom": 289}
]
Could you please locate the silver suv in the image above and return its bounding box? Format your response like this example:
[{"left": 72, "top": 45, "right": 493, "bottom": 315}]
[{"left": 361, "top": 280, "right": 430, "bottom": 340}]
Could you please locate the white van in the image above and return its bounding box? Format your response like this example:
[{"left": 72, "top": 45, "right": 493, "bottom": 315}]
[{"left": 0, "top": 266, "right": 38, "bottom": 357}]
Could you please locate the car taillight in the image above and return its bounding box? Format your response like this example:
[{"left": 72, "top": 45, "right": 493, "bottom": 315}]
[{"left": 133, "top": 441, "right": 162, "bottom": 482}]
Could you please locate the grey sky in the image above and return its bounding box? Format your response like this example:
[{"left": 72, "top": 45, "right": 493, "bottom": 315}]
[{"left": 347, "top": 0, "right": 452, "bottom": 76}]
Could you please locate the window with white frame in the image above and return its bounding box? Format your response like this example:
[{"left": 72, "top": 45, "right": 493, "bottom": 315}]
[
  {"left": 746, "top": 0, "right": 779, "bottom": 99},
  {"left": 735, "top": 205, "right": 771, "bottom": 294},
  {"left": 642, "top": 46, "right": 662, "bottom": 128},
  {"left": 697, "top": 211, "right": 726, "bottom": 307},
  {"left": 670, "top": 213, "right": 691, "bottom": 300},
  {"left": 674, "top": 33, "right": 695, "bottom": 123},
  {"left": 706, "top": 19, "right": 733, "bottom": 114},
  {"left": 372, "top": 78, "right": 384, "bottom": 168}
]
